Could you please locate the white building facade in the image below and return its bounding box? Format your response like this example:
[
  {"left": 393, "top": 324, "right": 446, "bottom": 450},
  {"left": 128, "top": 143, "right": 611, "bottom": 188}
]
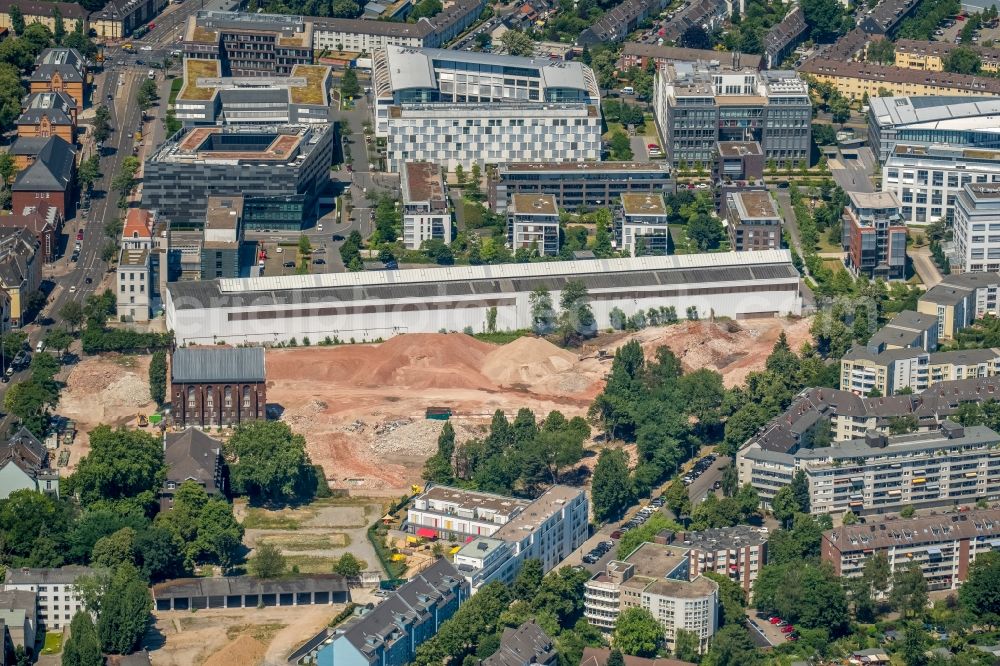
[
  {"left": 372, "top": 47, "right": 601, "bottom": 171},
  {"left": 954, "top": 183, "right": 1000, "bottom": 273},
  {"left": 401, "top": 161, "right": 452, "bottom": 250},
  {"left": 4, "top": 567, "right": 94, "bottom": 631}
]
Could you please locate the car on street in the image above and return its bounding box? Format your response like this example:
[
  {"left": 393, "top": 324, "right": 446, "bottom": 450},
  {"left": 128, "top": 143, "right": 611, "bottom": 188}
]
[
  {"left": 332, "top": 234, "right": 345, "bottom": 241},
  {"left": 276, "top": 246, "right": 283, "bottom": 253},
  {"left": 282, "top": 261, "right": 295, "bottom": 268},
  {"left": 317, "top": 223, "right": 324, "bottom": 231},
  {"left": 77, "top": 231, "right": 84, "bottom": 241},
  {"left": 781, "top": 626, "right": 795, "bottom": 634},
  {"left": 85, "top": 277, "right": 93, "bottom": 284}
]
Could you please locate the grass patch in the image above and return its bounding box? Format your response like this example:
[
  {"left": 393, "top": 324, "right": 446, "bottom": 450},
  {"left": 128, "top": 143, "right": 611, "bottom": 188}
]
[
  {"left": 112, "top": 355, "right": 138, "bottom": 368},
  {"left": 296, "top": 258, "right": 310, "bottom": 275},
  {"left": 603, "top": 121, "right": 626, "bottom": 140},
  {"left": 823, "top": 259, "right": 845, "bottom": 272},
  {"left": 473, "top": 330, "right": 534, "bottom": 344},
  {"left": 463, "top": 201, "right": 485, "bottom": 228},
  {"left": 816, "top": 235, "right": 842, "bottom": 254},
  {"left": 669, "top": 224, "right": 698, "bottom": 254},
  {"left": 259, "top": 533, "right": 349, "bottom": 551},
  {"left": 225, "top": 623, "right": 285, "bottom": 643},
  {"left": 284, "top": 555, "right": 340, "bottom": 574},
  {"left": 242, "top": 507, "right": 312, "bottom": 530},
  {"left": 168, "top": 77, "right": 183, "bottom": 105},
  {"left": 40, "top": 631, "right": 63, "bottom": 655}
]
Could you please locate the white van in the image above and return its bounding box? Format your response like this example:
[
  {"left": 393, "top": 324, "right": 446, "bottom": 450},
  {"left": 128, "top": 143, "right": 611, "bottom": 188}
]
[
  {"left": 35, "top": 340, "right": 45, "bottom": 353},
  {"left": 148, "top": 70, "right": 156, "bottom": 80},
  {"left": 620, "top": 86, "right": 634, "bottom": 95}
]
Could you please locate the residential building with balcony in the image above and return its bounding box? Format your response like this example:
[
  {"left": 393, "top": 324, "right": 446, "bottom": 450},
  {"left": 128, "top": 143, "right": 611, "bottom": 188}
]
[
  {"left": 740, "top": 421, "right": 1000, "bottom": 516},
  {"left": 954, "top": 183, "right": 1000, "bottom": 273},
  {"left": 881, "top": 144, "right": 1000, "bottom": 226},
  {"left": 653, "top": 62, "right": 810, "bottom": 170},
  {"left": 918, "top": 271, "right": 1000, "bottom": 340},
  {"left": 583, "top": 543, "right": 718, "bottom": 654},
  {"left": 725, "top": 190, "right": 780, "bottom": 251},
  {"left": 617, "top": 193, "right": 669, "bottom": 256},
  {"left": 4, "top": 566, "right": 94, "bottom": 631},
  {"left": 655, "top": 527, "right": 769, "bottom": 593},
  {"left": 506, "top": 194, "right": 560, "bottom": 256},
  {"left": 843, "top": 191, "right": 907, "bottom": 280},
  {"left": 822, "top": 509, "right": 1000, "bottom": 591},
  {"left": 401, "top": 161, "right": 451, "bottom": 249},
  {"left": 488, "top": 161, "right": 674, "bottom": 214}
]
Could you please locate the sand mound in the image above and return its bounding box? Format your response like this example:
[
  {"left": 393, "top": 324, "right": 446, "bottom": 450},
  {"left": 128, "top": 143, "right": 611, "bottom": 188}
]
[
  {"left": 483, "top": 336, "right": 579, "bottom": 386},
  {"left": 202, "top": 635, "right": 266, "bottom": 666}
]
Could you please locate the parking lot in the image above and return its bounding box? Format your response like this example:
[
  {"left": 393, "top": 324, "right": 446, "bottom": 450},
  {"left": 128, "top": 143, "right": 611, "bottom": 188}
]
[{"left": 747, "top": 612, "right": 799, "bottom": 647}]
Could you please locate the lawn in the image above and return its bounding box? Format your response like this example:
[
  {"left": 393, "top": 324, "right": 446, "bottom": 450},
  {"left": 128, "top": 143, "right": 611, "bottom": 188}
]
[
  {"left": 463, "top": 201, "right": 486, "bottom": 228},
  {"left": 40, "top": 631, "right": 63, "bottom": 655},
  {"left": 284, "top": 554, "right": 341, "bottom": 574},
  {"left": 168, "top": 77, "right": 183, "bottom": 105},
  {"left": 816, "top": 234, "right": 843, "bottom": 254},
  {"left": 669, "top": 224, "right": 698, "bottom": 254}
]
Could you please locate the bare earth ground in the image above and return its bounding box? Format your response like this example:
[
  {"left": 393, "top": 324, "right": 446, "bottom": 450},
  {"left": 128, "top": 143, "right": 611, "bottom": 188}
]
[
  {"left": 55, "top": 353, "right": 156, "bottom": 470},
  {"left": 268, "top": 318, "right": 813, "bottom": 492},
  {"left": 149, "top": 604, "right": 337, "bottom": 666}
]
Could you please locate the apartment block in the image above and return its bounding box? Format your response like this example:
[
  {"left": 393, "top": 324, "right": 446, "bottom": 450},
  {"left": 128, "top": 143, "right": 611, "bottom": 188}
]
[
  {"left": 116, "top": 208, "right": 159, "bottom": 323},
  {"left": 822, "top": 509, "right": 1000, "bottom": 591},
  {"left": 372, "top": 47, "right": 601, "bottom": 171},
  {"left": 800, "top": 58, "right": 1000, "bottom": 103},
  {"left": 868, "top": 96, "right": 1000, "bottom": 165},
  {"left": 842, "top": 191, "right": 907, "bottom": 280},
  {"left": 725, "top": 190, "right": 781, "bottom": 251},
  {"left": 183, "top": 11, "right": 313, "bottom": 76},
  {"left": 918, "top": 272, "right": 1000, "bottom": 340},
  {"left": 893, "top": 39, "right": 1000, "bottom": 74},
  {"left": 954, "top": 183, "right": 1000, "bottom": 273},
  {"left": 741, "top": 421, "right": 1000, "bottom": 516},
  {"left": 577, "top": 0, "right": 669, "bottom": 45},
  {"left": 618, "top": 44, "right": 762, "bottom": 72},
  {"left": 713, "top": 141, "right": 766, "bottom": 216},
  {"left": 506, "top": 194, "right": 560, "bottom": 256},
  {"left": 4, "top": 566, "right": 94, "bottom": 631},
  {"left": 583, "top": 542, "right": 718, "bottom": 653},
  {"left": 201, "top": 195, "right": 255, "bottom": 279},
  {"left": 617, "top": 193, "right": 669, "bottom": 257},
  {"left": 315, "top": 559, "right": 468, "bottom": 666},
  {"left": 870, "top": 310, "right": 940, "bottom": 353},
  {"left": 881, "top": 144, "right": 1000, "bottom": 225},
  {"left": 656, "top": 527, "right": 768, "bottom": 593},
  {"left": 840, "top": 345, "right": 1000, "bottom": 396},
  {"left": 401, "top": 161, "right": 451, "bottom": 250},
  {"left": 311, "top": 0, "right": 486, "bottom": 51},
  {"left": 488, "top": 161, "right": 674, "bottom": 214},
  {"left": 409, "top": 485, "right": 588, "bottom": 592},
  {"left": 90, "top": 0, "right": 167, "bottom": 39},
  {"left": 653, "top": 62, "right": 810, "bottom": 170}
]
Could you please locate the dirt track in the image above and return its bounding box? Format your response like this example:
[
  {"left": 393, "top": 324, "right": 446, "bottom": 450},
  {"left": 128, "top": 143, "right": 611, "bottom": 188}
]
[{"left": 268, "top": 319, "right": 813, "bottom": 493}]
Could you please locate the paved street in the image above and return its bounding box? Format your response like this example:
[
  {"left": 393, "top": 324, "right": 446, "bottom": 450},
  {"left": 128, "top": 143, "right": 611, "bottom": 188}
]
[{"left": 829, "top": 146, "right": 877, "bottom": 194}]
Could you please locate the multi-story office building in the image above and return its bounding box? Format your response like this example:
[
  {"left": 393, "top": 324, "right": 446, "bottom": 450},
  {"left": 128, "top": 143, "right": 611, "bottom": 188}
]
[
  {"left": 822, "top": 509, "right": 1000, "bottom": 591},
  {"left": 409, "top": 485, "right": 588, "bottom": 592},
  {"left": 954, "top": 183, "right": 1000, "bottom": 273},
  {"left": 173, "top": 58, "right": 331, "bottom": 126},
  {"left": 183, "top": 11, "right": 313, "bottom": 76},
  {"left": 616, "top": 193, "right": 669, "bottom": 256},
  {"left": 713, "top": 141, "right": 766, "bottom": 216},
  {"left": 842, "top": 191, "right": 907, "bottom": 280},
  {"left": 737, "top": 378, "right": 1000, "bottom": 506},
  {"left": 488, "top": 161, "right": 674, "bottom": 214},
  {"left": 725, "top": 190, "right": 781, "bottom": 252},
  {"left": 401, "top": 161, "right": 451, "bottom": 249},
  {"left": 584, "top": 542, "right": 718, "bottom": 653},
  {"left": 142, "top": 123, "right": 333, "bottom": 230},
  {"left": 3, "top": 566, "right": 94, "bottom": 631},
  {"left": 918, "top": 272, "right": 1000, "bottom": 340},
  {"left": 868, "top": 96, "right": 1000, "bottom": 165},
  {"left": 740, "top": 421, "right": 1000, "bottom": 516},
  {"left": 315, "top": 559, "right": 468, "bottom": 666},
  {"left": 371, "top": 47, "right": 601, "bottom": 171},
  {"left": 506, "top": 194, "right": 560, "bottom": 256},
  {"left": 201, "top": 195, "right": 254, "bottom": 279},
  {"left": 656, "top": 527, "right": 769, "bottom": 593},
  {"left": 882, "top": 144, "right": 1000, "bottom": 225},
  {"left": 653, "top": 61, "right": 810, "bottom": 170}
]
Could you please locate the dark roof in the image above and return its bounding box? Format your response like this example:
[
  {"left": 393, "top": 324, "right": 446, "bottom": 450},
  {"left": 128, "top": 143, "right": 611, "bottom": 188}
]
[
  {"left": 9, "top": 136, "right": 51, "bottom": 156},
  {"left": 164, "top": 428, "right": 221, "bottom": 493},
  {"left": 0, "top": 228, "right": 39, "bottom": 291},
  {"left": 579, "top": 0, "right": 668, "bottom": 44},
  {"left": 0, "top": 0, "right": 89, "bottom": 20},
  {"left": 30, "top": 48, "right": 85, "bottom": 84},
  {"left": 824, "top": 508, "right": 1000, "bottom": 552},
  {"left": 338, "top": 559, "right": 466, "bottom": 658},
  {"left": 17, "top": 92, "right": 75, "bottom": 127},
  {"left": 861, "top": 0, "right": 919, "bottom": 34},
  {"left": 5, "top": 566, "right": 96, "bottom": 586},
  {"left": 483, "top": 622, "right": 557, "bottom": 666},
  {"left": 579, "top": 648, "right": 696, "bottom": 666},
  {"left": 152, "top": 574, "right": 349, "bottom": 599},
  {"left": 0, "top": 205, "right": 60, "bottom": 237},
  {"left": 763, "top": 6, "right": 806, "bottom": 61},
  {"left": 11, "top": 135, "right": 74, "bottom": 192},
  {"left": 171, "top": 346, "right": 265, "bottom": 383},
  {"left": 620, "top": 43, "right": 762, "bottom": 70},
  {"left": 800, "top": 57, "right": 1000, "bottom": 95}
]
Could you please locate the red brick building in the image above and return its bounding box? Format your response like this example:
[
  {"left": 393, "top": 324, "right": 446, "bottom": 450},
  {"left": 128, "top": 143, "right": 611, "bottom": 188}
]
[
  {"left": 170, "top": 347, "right": 266, "bottom": 428},
  {"left": 0, "top": 205, "right": 61, "bottom": 263},
  {"left": 11, "top": 135, "right": 75, "bottom": 219}
]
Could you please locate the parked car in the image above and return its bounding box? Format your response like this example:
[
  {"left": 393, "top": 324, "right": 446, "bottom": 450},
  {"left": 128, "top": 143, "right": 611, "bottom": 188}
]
[
  {"left": 313, "top": 258, "right": 327, "bottom": 265},
  {"left": 610, "top": 530, "right": 622, "bottom": 539},
  {"left": 769, "top": 617, "right": 782, "bottom": 625},
  {"left": 282, "top": 261, "right": 295, "bottom": 268},
  {"left": 781, "top": 626, "right": 795, "bottom": 634}
]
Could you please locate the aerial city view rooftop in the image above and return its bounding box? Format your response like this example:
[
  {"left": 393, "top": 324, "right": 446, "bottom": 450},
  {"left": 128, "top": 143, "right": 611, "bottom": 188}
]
[{"left": 3, "top": 0, "right": 1000, "bottom": 663}]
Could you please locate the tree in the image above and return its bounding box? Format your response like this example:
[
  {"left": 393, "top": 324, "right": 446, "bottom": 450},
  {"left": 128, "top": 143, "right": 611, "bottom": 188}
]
[
  {"left": 752, "top": 561, "right": 849, "bottom": 636},
  {"left": 512, "top": 558, "right": 544, "bottom": 601},
  {"left": 801, "top": 0, "right": 847, "bottom": 43},
  {"left": 866, "top": 37, "right": 895, "bottom": 64},
  {"left": 770, "top": 485, "right": 799, "bottom": 526},
  {"left": 226, "top": 421, "right": 317, "bottom": 505},
  {"left": 93, "top": 105, "right": 111, "bottom": 143},
  {"left": 674, "top": 628, "right": 701, "bottom": 662},
  {"left": 500, "top": 30, "right": 534, "bottom": 56},
  {"left": 592, "top": 448, "right": 634, "bottom": 522},
  {"left": 607, "top": 648, "right": 626, "bottom": 666},
  {"left": 664, "top": 478, "right": 691, "bottom": 517},
  {"left": 67, "top": 426, "right": 165, "bottom": 512},
  {"left": 77, "top": 154, "right": 101, "bottom": 191},
  {"left": 529, "top": 286, "right": 557, "bottom": 334},
  {"left": 557, "top": 280, "right": 595, "bottom": 345},
  {"left": 703, "top": 624, "right": 758, "bottom": 666},
  {"left": 148, "top": 350, "right": 166, "bottom": 404},
  {"left": 891, "top": 563, "right": 928, "bottom": 619},
  {"left": 592, "top": 208, "right": 614, "bottom": 258},
  {"left": 944, "top": 45, "right": 981, "bottom": 74},
  {"left": 687, "top": 213, "right": 724, "bottom": 251},
  {"left": 341, "top": 67, "right": 360, "bottom": 98},
  {"left": 136, "top": 78, "right": 156, "bottom": 111},
  {"left": 898, "top": 622, "right": 928, "bottom": 666},
  {"left": 334, "top": 552, "right": 363, "bottom": 577},
  {"left": 613, "top": 607, "right": 662, "bottom": 657},
  {"left": 901, "top": 504, "right": 916, "bottom": 518},
  {"left": 863, "top": 551, "right": 891, "bottom": 599},
  {"left": 133, "top": 526, "right": 187, "bottom": 583},
  {"left": 62, "top": 611, "right": 103, "bottom": 666},
  {"left": 680, "top": 24, "right": 710, "bottom": 49},
  {"left": 249, "top": 542, "right": 286, "bottom": 578},
  {"left": 8, "top": 4, "right": 23, "bottom": 34},
  {"left": 96, "top": 564, "right": 153, "bottom": 654},
  {"left": 92, "top": 527, "right": 137, "bottom": 569},
  {"left": 960, "top": 550, "right": 1000, "bottom": 626},
  {"left": 44, "top": 327, "right": 72, "bottom": 356},
  {"left": 790, "top": 470, "right": 810, "bottom": 514},
  {"left": 609, "top": 131, "right": 632, "bottom": 160}
]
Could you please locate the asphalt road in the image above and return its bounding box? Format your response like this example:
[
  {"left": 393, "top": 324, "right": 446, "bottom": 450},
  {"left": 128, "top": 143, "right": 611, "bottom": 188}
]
[{"left": 686, "top": 456, "right": 728, "bottom": 505}]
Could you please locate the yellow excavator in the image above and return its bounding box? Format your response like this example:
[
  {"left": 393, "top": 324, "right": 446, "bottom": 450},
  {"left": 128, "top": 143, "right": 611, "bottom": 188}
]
[{"left": 137, "top": 414, "right": 149, "bottom": 427}]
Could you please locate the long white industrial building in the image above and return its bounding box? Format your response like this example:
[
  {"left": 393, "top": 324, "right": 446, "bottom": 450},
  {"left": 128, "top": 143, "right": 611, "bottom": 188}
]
[{"left": 164, "top": 250, "right": 803, "bottom": 346}]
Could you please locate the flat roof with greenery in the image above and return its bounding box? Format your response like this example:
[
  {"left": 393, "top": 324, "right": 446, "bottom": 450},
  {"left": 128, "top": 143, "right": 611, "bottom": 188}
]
[
  {"left": 289, "top": 65, "right": 329, "bottom": 105},
  {"left": 178, "top": 59, "right": 222, "bottom": 101}
]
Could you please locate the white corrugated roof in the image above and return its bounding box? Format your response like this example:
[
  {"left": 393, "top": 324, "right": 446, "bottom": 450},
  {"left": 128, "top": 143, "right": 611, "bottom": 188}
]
[{"left": 220, "top": 249, "right": 793, "bottom": 294}]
